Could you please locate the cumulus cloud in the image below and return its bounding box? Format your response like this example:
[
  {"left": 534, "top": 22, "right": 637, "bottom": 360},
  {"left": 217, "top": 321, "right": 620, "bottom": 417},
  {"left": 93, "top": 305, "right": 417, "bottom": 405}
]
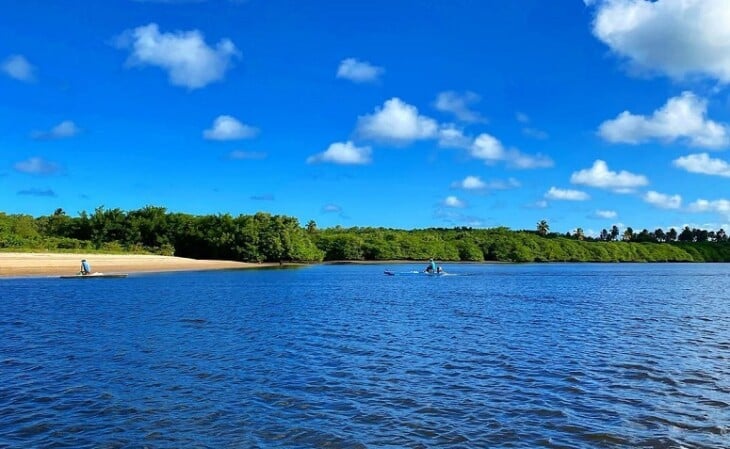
[
  {"left": 443, "top": 195, "right": 466, "bottom": 208},
  {"left": 434, "top": 91, "right": 486, "bottom": 123},
  {"left": 570, "top": 160, "right": 648, "bottom": 192},
  {"left": 116, "top": 23, "right": 239, "bottom": 89},
  {"left": 228, "top": 150, "right": 266, "bottom": 160},
  {"left": 598, "top": 92, "right": 728, "bottom": 148},
  {"left": 18, "top": 188, "right": 56, "bottom": 197},
  {"left": 471, "top": 133, "right": 505, "bottom": 160},
  {"left": 306, "top": 141, "right": 372, "bottom": 165},
  {"left": 336, "top": 58, "right": 383, "bottom": 83},
  {"left": 356, "top": 98, "right": 438, "bottom": 143},
  {"left": 31, "top": 120, "right": 80, "bottom": 140},
  {"left": 13, "top": 157, "right": 61, "bottom": 175},
  {"left": 688, "top": 198, "right": 730, "bottom": 216},
  {"left": 592, "top": 0, "right": 730, "bottom": 82},
  {"left": 204, "top": 115, "right": 257, "bottom": 140},
  {"left": 2, "top": 55, "right": 35, "bottom": 82},
  {"left": 643, "top": 190, "right": 682, "bottom": 209},
  {"left": 452, "top": 175, "right": 486, "bottom": 190},
  {"left": 452, "top": 176, "right": 520, "bottom": 191},
  {"left": 469, "top": 133, "right": 553, "bottom": 169},
  {"left": 673, "top": 153, "right": 730, "bottom": 177},
  {"left": 545, "top": 187, "right": 590, "bottom": 201},
  {"left": 594, "top": 209, "right": 618, "bottom": 219}
]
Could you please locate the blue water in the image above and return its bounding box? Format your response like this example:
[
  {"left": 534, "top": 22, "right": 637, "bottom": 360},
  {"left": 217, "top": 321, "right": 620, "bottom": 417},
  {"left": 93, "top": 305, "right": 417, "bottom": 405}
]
[{"left": 1, "top": 263, "right": 729, "bottom": 448}]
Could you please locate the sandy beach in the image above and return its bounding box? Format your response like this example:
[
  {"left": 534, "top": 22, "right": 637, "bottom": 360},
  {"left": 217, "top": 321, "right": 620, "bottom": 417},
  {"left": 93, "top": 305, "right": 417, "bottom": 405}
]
[{"left": 0, "top": 252, "right": 280, "bottom": 278}]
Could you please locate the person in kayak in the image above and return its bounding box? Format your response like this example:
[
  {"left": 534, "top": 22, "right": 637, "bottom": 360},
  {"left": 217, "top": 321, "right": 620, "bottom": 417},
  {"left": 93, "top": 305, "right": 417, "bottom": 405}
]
[{"left": 80, "top": 259, "right": 91, "bottom": 275}]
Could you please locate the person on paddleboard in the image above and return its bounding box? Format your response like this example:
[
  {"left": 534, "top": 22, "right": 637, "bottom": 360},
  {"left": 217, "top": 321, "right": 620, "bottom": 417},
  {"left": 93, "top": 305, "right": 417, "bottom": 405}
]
[{"left": 80, "top": 259, "right": 91, "bottom": 275}]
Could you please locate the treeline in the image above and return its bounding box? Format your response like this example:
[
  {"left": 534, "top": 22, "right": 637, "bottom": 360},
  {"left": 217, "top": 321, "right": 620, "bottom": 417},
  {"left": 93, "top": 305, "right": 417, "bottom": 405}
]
[
  {"left": 2, "top": 207, "right": 730, "bottom": 263},
  {"left": 0, "top": 207, "right": 323, "bottom": 262},
  {"left": 313, "top": 226, "right": 730, "bottom": 262}
]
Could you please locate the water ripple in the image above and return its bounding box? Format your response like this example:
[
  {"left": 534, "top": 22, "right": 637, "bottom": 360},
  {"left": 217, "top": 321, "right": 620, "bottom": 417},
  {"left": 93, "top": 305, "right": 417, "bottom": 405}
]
[{"left": 1, "top": 263, "right": 729, "bottom": 448}]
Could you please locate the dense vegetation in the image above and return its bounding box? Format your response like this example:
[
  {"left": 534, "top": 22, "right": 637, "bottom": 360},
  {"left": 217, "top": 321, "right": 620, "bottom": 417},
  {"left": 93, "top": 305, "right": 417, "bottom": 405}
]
[{"left": 2, "top": 207, "right": 730, "bottom": 263}]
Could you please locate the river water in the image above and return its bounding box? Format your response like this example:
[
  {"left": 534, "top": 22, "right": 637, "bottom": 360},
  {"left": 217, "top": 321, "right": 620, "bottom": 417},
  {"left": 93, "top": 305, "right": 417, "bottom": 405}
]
[{"left": 1, "top": 263, "right": 729, "bottom": 448}]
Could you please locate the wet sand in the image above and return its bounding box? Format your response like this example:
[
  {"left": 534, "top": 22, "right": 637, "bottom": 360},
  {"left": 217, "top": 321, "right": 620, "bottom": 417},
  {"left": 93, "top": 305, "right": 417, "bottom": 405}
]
[{"left": 0, "top": 253, "right": 280, "bottom": 278}]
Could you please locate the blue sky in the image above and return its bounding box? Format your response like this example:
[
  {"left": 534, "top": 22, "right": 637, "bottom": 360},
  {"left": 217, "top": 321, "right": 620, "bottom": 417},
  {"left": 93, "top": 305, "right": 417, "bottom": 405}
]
[{"left": 3, "top": 0, "right": 730, "bottom": 233}]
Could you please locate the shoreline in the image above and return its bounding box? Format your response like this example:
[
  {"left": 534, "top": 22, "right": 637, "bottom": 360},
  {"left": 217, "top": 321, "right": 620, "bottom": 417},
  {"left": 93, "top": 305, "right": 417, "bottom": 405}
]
[{"left": 0, "top": 252, "right": 284, "bottom": 278}]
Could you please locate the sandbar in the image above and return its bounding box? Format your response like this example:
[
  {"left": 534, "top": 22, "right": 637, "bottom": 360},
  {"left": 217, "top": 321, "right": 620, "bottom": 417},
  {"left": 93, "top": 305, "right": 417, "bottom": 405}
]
[{"left": 0, "top": 252, "right": 280, "bottom": 278}]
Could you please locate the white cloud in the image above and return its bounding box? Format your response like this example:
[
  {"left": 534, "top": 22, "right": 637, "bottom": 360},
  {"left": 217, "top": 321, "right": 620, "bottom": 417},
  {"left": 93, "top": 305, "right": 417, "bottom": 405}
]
[
  {"left": 116, "top": 23, "right": 239, "bottom": 89},
  {"left": 336, "top": 58, "right": 383, "bottom": 83},
  {"left": 598, "top": 92, "right": 728, "bottom": 148},
  {"left": 306, "top": 141, "right": 372, "bottom": 165},
  {"left": 533, "top": 200, "right": 549, "bottom": 208},
  {"left": 438, "top": 125, "right": 472, "bottom": 148},
  {"left": 443, "top": 195, "right": 466, "bottom": 208},
  {"left": 545, "top": 187, "right": 589, "bottom": 201},
  {"left": 516, "top": 112, "right": 530, "bottom": 123},
  {"left": 356, "top": 98, "right": 438, "bottom": 143},
  {"left": 507, "top": 150, "right": 553, "bottom": 169},
  {"left": 434, "top": 91, "right": 485, "bottom": 123},
  {"left": 452, "top": 175, "right": 486, "bottom": 190},
  {"left": 468, "top": 133, "right": 553, "bottom": 169},
  {"left": 13, "top": 157, "right": 61, "bottom": 175},
  {"left": 595, "top": 209, "right": 618, "bottom": 219},
  {"left": 570, "top": 160, "right": 648, "bottom": 192},
  {"left": 2, "top": 55, "right": 35, "bottom": 82},
  {"left": 228, "top": 150, "right": 266, "bottom": 160},
  {"left": 643, "top": 190, "right": 682, "bottom": 209},
  {"left": 688, "top": 198, "right": 730, "bottom": 216},
  {"left": 673, "top": 153, "right": 730, "bottom": 177},
  {"left": 592, "top": 0, "right": 730, "bottom": 83},
  {"left": 204, "top": 115, "right": 257, "bottom": 140},
  {"left": 451, "top": 176, "right": 521, "bottom": 191},
  {"left": 470, "top": 133, "right": 505, "bottom": 160},
  {"left": 31, "top": 120, "right": 80, "bottom": 140}
]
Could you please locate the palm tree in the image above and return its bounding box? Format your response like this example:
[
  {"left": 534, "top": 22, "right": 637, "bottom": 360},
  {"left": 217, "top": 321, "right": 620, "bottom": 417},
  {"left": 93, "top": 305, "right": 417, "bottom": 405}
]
[
  {"left": 574, "top": 228, "right": 584, "bottom": 241},
  {"left": 537, "top": 220, "right": 549, "bottom": 236},
  {"left": 622, "top": 227, "right": 634, "bottom": 241},
  {"left": 610, "top": 225, "right": 619, "bottom": 241},
  {"left": 306, "top": 220, "right": 317, "bottom": 233}
]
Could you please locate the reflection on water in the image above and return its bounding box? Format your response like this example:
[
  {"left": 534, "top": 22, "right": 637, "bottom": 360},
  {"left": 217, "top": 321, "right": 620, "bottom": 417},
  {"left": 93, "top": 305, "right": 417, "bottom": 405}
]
[{"left": 1, "top": 263, "right": 729, "bottom": 448}]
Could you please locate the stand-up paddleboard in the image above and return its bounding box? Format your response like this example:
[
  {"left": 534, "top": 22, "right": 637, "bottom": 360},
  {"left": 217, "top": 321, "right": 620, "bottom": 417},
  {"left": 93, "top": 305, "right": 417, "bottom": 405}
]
[
  {"left": 384, "top": 270, "right": 446, "bottom": 276},
  {"left": 59, "top": 273, "right": 128, "bottom": 279}
]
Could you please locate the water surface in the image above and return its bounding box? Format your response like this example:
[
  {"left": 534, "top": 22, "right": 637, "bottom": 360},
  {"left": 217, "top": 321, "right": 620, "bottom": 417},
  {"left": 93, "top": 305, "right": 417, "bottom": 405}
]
[{"left": 1, "top": 263, "right": 729, "bottom": 448}]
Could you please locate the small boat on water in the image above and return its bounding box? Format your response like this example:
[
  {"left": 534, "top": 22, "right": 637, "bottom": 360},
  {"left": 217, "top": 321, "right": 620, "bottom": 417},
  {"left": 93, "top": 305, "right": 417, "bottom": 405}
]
[{"left": 59, "top": 272, "right": 128, "bottom": 279}]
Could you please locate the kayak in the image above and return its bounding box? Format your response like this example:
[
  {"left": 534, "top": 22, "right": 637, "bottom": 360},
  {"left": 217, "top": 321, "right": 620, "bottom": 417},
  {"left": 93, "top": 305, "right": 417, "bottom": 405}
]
[{"left": 59, "top": 273, "right": 128, "bottom": 279}]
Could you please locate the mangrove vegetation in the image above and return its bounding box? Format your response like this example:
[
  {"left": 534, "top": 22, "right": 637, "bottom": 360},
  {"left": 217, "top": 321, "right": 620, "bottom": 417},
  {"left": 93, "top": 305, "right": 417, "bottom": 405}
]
[{"left": 2, "top": 206, "right": 730, "bottom": 263}]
